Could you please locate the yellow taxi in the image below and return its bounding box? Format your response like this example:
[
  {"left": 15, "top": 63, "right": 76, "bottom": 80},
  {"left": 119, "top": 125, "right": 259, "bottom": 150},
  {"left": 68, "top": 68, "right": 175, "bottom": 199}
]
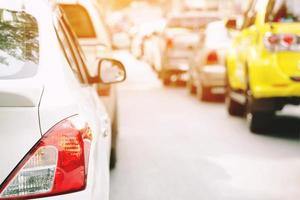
[{"left": 225, "top": 0, "right": 300, "bottom": 133}]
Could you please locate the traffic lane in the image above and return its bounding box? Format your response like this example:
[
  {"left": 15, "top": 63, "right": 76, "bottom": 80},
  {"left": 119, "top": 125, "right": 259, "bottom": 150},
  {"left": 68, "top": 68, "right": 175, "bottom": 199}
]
[{"left": 110, "top": 51, "right": 300, "bottom": 200}]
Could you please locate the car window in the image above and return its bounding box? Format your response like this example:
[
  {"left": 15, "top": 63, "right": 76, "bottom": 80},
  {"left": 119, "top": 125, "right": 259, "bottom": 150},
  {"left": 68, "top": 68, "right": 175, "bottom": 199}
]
[
  {"left": 59, "top": 4, "right": 96, "bottom": 38},
  {"left": 55, "top": 17, "right": 85, "bottom": 83},
  {"left": 0, "top": 9, "right": 39, "bottom": 79},
  {"left": 266, "top": 0, "right": 300, "bottom": 22},
  {"left": 58, "top": 14, "right": 92, "bottom": 84}
]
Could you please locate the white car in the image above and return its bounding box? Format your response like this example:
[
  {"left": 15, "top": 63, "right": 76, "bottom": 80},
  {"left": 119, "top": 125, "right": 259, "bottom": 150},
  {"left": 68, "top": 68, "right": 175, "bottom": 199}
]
[
  {"left": 59, "top": 0, "right": 120, "bottom": 168},
  {"left": 188, "top": 21, "right": 230, "bottom": 101},
  {"left": 107, "top": 11, "right": 132, "bottom": 49},
  {"left": 161, "top": 12, "right": 220, "bottom": 85},
  {"left": 142, "top": 19, "right": 166, "bottom": 73},
  {"left": 0, "top": 1, "right": 125, "bottom": 200}
]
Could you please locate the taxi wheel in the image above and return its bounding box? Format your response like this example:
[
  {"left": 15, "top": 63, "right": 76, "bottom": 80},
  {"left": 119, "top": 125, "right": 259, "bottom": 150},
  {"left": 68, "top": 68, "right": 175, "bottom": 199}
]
[
  {"left": 226, "top": 87, "right": 245, "bottom": 116},
  {"left": 248, "top": 112, "right": 273, "bottom": 134}
]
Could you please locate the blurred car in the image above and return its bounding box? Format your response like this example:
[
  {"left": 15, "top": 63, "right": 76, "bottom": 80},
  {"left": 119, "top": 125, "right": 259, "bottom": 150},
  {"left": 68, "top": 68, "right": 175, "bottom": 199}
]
[
  {"left": 0, "top": 1, "right": 126, "bottom": 200},
  {"left": 188, "top": 21, "right": 230, "bottom": 101},
  {"left": 107, "top": 11, "right": 132, "bottom": 49},
  {"left": 225, "top": 0, "right": 300, "bottom": 133},
  {"left": 161, "top": 12, "right": 221, "bottom": 85},
  {"left": 127, "top": 2, "right": 164, "bottom": 59},
  {"left": 59, "top": 0, "right": 120, "bottom": 168},
  {"left": 142, "top": 19, "right": 166, "bottom": 73},
  {"left": 130, "top": 25, "right": 149, "bottom": 59}
]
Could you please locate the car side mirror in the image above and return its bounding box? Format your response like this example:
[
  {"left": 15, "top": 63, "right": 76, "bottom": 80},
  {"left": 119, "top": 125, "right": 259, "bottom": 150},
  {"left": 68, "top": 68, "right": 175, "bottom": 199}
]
[
  {"left": 98, "top": 58, "right": 126, "bottom": 84},
  {"left": 225, "top": 19, "right": 237, "bottom": 30}
]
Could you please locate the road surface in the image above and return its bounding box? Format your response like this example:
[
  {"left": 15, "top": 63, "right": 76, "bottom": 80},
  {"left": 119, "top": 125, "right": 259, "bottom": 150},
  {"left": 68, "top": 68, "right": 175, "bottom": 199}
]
[{"left": 110, "top": 51, "right": 300, "bottom": 200}]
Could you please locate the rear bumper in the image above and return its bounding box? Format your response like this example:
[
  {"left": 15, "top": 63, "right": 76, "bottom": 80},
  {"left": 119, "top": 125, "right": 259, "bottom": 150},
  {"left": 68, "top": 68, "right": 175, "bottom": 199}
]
[
  {"left": 253, "top": 84, "right": 300, "bottom": 98},
  {"left": 201, "top": 65, "right": 226, "bottom": 87},
  {"left": 36, "top": 189, "right": 92, "bottom": 200},
  {"left": 250, "top": 97, "right": 300, "bottom": 112},
  {"left": 162, "top": 64, "right": 189, "bottom": 72}
]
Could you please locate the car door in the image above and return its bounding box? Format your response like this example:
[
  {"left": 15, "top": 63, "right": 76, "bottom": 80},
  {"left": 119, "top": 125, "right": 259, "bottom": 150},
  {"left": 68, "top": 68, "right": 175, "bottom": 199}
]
[
  {"left": 232, "top": 0, "right": 257, "bottom": 91},
  {"left": 53, "top": 10, "right": 111, "bottom": 199}
]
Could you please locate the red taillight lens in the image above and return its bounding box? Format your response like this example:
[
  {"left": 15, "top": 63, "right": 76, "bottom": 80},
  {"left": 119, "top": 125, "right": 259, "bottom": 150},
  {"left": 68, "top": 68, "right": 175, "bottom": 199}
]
[
  {"left": 166, "top": 38, "right": 173, "bottom": 48},
  {"left": 267, "top": 34, "right": 280, "bottom": 45},
  {"left": 281, "top": 34, "right": 296, "bottom": 46},
  {"left": 264, "top": 33, "right": 299, "bottom": 51},
  {"left": 206, "top": 51, "right": 219, "bottom": 65},
  {"left": 0, "top": 115, "right": 92, "bottom": 199}
]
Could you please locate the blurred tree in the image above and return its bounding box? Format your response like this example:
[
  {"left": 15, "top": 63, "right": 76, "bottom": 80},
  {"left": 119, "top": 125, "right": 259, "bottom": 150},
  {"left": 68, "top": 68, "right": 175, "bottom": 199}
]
[{"left": 0, "top": 10, "right": 39, "bottom": 65}]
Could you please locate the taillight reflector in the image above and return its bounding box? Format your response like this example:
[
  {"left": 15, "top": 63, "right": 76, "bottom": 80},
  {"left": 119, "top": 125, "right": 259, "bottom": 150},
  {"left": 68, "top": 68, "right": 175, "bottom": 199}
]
[
  {"left": 0, "top": 115, "right": 92, "bottom": 199},
  {"left": 206, "top": 51, "right": 219, "bottom": 65},
  {"left": 264, "top": 33, "right": 300, "bottom": 51}
]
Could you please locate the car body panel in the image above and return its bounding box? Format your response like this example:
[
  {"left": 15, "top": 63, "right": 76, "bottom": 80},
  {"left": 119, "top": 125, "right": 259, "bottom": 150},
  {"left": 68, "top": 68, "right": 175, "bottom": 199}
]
[
  {"left": 226, "top": 0, "right": 300, "bottom": 99},
  {"left": 0, "top": 107, "right": 41, "bottom": 184},
  {"left": 59, "top": 0, "right": 117, "bottom": 124},
  {"left": 190, "top": 21, "right": 229, "bottom": 91},
  {"left": 0, "top": 1, "right": 111, "bottom": 199}
]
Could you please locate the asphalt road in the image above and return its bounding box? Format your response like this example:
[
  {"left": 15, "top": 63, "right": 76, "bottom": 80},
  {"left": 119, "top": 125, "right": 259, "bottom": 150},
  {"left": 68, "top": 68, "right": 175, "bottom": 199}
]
[{"left": 110, "top": 51, "right": 300, "bottom": 200}]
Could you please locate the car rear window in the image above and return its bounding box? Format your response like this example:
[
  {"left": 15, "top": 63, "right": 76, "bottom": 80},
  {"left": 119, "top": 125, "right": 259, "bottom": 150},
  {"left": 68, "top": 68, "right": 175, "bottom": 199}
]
[
  {"left": 267, "top": 0, "right": 300, "bottom": 22},
  {"left": 0, "top": 9, "right": 39, "bottom": 79},
  {"left": 60, "top": 4, "right": 97, "bottom": 38}
]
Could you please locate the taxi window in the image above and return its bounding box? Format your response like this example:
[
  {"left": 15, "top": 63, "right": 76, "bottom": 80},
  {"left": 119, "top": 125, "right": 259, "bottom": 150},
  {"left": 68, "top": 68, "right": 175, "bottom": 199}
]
[
  {"left": 267, "top": 0, "right": 300, "bottom": 22},
  {"left": 60, "top": 4, "right": 96, "bottom": 38},
  {"left": 0, "top": 9, "right": 39, "bottom": 79}
]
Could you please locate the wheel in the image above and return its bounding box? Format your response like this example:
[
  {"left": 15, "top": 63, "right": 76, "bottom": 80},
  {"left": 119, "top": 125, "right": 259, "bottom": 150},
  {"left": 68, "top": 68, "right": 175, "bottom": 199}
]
[
  {"left": 196, "top": 84, "right": 211, "bottom": 101},
  {"left": 248, "top": 112, "right": 273, "bottom": 133},
  {"left": 110, "top": 105, "right": 118, "bottom": 170},
  {"left": 225, "top": 86, "right": 245, "bottom": 116},
  {"left": 187, "top": 77, "right": 196, "bottom": 94},
  {"left": 110, "top": 148, "right": 117, "bottom": 169},
  {"left": 161, "top": 70, "right": 171, "bottom": 86},
  {"left": 163, "top": 78, "right": 171, "bottom": 86},
  {"left": 245, "top": 90, "right": 273, "bottom": 133}
]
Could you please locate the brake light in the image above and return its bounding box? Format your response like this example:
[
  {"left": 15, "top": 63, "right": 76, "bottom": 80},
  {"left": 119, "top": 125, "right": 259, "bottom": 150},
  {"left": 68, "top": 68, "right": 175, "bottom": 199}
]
[
  {"left": 281, "top": 35, "right": 296, "bottom": 46},
  {"left": 206, "top": 51, "right": 219, "bottom": 65},
  {"left": 166, "top": 38, "right": 173, "bottom": 48},
  {"left": 0, "top": 115, "right": 92, "bottom": 199},
  {"left": 264, "top": 33, "right": 300, "bottom": 51}
]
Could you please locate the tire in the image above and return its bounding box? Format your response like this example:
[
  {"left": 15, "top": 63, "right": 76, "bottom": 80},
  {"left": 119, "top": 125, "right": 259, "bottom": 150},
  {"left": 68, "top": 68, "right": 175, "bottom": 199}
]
[
  {"left": 161, "top": 70, "right": 171, "bottom": 86},
  {"left": 225, "top": 86, "right": 245, "bottom": 116},
  {"left": 110, "top": 148, "right": 117, "bottom": 170},
  {"left": 245, "top": 90, "right": 273, "bottom": 134},
  {"left": 248, "top": 112, "right": 273, "bottom": 134},
  {"left": 163, "top": 77, "right": 171, "bottom": 86},
  {"left": 187, "top": 77, "right": 196, "bottom": 94},
  {"left": 196, "top": 84, "right": 211, "bottom": 101},
  {"left": 110, "top": 104, "right": 118, "bottom": 170}
]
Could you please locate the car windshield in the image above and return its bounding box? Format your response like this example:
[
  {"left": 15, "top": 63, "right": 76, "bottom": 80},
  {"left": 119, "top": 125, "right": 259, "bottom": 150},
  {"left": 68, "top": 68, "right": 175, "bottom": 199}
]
[
  {"left": 0, "top": 9, "right": 39, "bottom": 79},
  {"left": 60, "top": 4, "right": 97, "bottom": 38},
  {"left": 266, "top": 0, "right": 300, "bottom": 22},
  {"left": 167, "top": 15, "right": 219, "bottom": 30}
]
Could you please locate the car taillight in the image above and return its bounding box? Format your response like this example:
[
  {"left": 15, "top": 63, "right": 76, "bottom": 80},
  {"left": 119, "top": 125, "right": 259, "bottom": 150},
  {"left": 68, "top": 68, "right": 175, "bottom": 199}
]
[
  {"left": 281, "top": 35, "right": 296, "bottom": 46},
  {"left": 264, "top": 33, "right": 300, "bottom": 51},
  {"left": 166, "top": 38, "right": 173, "bottom": 48},
  {"left": 0, "top": 115, "right": 92, "bottom": 199},
  {"left": 206, "top": 51, "right": 219, "bottom": 65}
]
